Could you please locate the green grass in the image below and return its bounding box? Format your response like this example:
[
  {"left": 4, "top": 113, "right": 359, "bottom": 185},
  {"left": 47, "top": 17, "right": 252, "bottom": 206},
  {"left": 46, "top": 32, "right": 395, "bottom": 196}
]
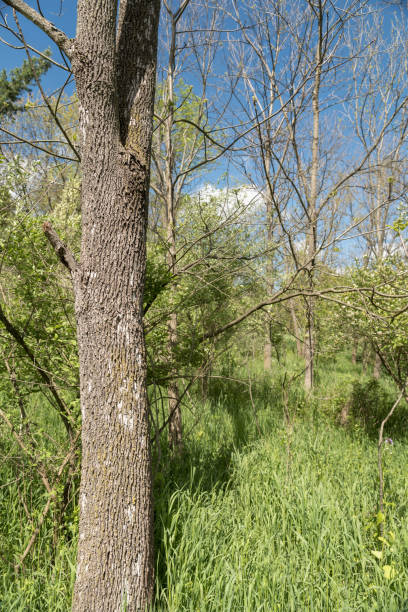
[
  {"left": 1, "top": 353, "right": 408, "bottom": 611},
  {"left": 155, "top": 419, "right": 408, "bottom": 611},
  {"left": 0, "top": 392, "right": 77, "bottom": 611}
]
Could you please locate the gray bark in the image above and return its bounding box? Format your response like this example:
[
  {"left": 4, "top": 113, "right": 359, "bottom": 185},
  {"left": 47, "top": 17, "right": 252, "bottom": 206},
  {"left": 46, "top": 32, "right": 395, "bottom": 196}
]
[
  {"left": 263, "top": 175, "right": 274, "bottom": 371},
  {"left": 5, "top": 0, "right": 163, "bottom": 608},
  {"left": 70, "top": 2, "right": 161, "bottom": 609},
  {"left": 289, "top": 299, "right": 303, "bottom": 358},
  {"left": 4, "top": 0, "right": 163, "bottom": 605},
  {"left": 164, "top": 15, "right": 183, "bottom": 451}
]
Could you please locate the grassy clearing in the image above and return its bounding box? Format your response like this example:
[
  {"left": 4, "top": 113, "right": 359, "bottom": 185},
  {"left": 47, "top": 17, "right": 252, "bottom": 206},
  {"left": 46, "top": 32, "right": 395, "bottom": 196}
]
[{"left": 1, "top": 354, "right": 408, "bottom": 611}]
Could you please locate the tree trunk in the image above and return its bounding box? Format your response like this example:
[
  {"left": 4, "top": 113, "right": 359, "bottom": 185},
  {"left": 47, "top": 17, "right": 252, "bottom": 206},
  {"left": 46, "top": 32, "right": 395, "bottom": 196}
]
[
  {"left": 304, "top": 304, "right": 314, "bottom": 392},
  {"left": 164, "top": 193, "right": 182, "bottom": 451},
  {"left": 373, "top": 352, "right": 381, "bottom": 380},
  {"left": 352, "top": 338, "right": 358, "bottom": 365},
  {"left": 304, "top": 9, "right": 322, "bottom": 392},
  {"left": 161, "top": 9, "right": 185, "bottom": 452},
  {"left": 0, "top": 0, "right": 160, "bottom": 606},
  {"left": 264, "top": 188, "right": 274, "bottom": 371},
  {"left": 289, "top": 299, "right": 303, "bottom": 358},
  {"left": 264, "top": 326, "right": 272, "bottom": 371},
  {"left": 70, "top": 2, "right": 161, "bottom": 610},
  {"left": 73, "top": 165, "right": 154, "bottom": 612},
  {"left": 362, "top": 342, "right": 369, "bottom": 375},
  {"left": 167, "top": 312, "right": 183, "bottom": 451}
]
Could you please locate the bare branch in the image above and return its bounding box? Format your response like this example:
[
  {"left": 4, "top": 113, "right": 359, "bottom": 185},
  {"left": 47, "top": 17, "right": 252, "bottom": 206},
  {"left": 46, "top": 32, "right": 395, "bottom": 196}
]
[
  {"left": 42, "top": 222, "right": 78, "bottom": 275},
  {"left": 0, "top": 126, "right": 79, "bottom": 162},
  {"left": 200, "top": 284, "right": 397, "bottom": 342},
  {"left": 12, "top": 10, "right": 80, "bottom": 161},
  {"left": 2, "top": 0, "right": 73, "bottom": 58},
  {"left": 0, "top": 301, "right": 74, "bottom": 439}
]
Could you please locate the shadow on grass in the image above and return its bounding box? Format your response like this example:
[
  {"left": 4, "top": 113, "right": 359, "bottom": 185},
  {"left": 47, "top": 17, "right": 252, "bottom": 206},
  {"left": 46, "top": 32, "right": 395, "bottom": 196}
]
[
  {"left": 346, "top": 377, "right": 408, "bottom": 442},
  {"left": 152, "top": 375, "right": 281, "bottom": 594}
]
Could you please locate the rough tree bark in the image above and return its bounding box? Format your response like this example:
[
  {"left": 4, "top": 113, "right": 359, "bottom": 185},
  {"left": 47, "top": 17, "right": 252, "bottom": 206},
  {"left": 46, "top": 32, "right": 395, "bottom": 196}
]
[
  {"left": 72, "top": 2, "right": 161, "bottom": 608},
  {"left": 3, "top": 0, "right": 161, "bottom": 610}
]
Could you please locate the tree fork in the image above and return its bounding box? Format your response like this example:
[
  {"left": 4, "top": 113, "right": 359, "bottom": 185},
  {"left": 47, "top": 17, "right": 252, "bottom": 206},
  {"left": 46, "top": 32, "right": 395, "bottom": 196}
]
[
  {"left": 71, "top": 1, "right": 161, "bottom": 609},
  {"left": 3, "top": 0, "right": 162, "bottom": 609}
]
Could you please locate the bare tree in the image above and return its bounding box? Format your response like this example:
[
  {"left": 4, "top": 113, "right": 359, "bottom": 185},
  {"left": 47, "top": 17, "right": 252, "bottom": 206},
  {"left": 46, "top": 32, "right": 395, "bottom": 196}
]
[
  {"left": 346, "top": 10, "right": 408, "bottom": 378},
  {"left": 147, "top": 0, "right": 262, "bottom": 452},
  {"left": 225, "top": 0, "right": 408, "bottom": 389},
  {"left": 150, "top": 0, "right": 224, "bottom": 450}
]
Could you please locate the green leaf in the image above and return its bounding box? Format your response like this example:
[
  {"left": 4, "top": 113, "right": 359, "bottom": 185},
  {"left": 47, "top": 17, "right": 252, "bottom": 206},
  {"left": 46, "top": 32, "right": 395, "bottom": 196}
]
[
  {"left": 388, "top": 531, "right": 395, "bottom": 542},
  {"left": 383, "top": 565, "right": 395, "bottom": 580},
  {"left": 371, "top": 550, "right": 383, "bottom": 560}
]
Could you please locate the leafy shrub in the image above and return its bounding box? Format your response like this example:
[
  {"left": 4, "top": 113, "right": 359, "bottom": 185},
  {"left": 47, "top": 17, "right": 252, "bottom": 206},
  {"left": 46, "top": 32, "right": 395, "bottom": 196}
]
[{"left": 349, "top": 379, "right": 408, "bottom": 438}]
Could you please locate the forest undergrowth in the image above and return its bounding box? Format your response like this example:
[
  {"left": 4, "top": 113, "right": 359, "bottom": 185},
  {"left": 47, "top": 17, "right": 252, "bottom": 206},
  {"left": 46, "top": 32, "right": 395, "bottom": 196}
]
[{"left": 1, "top": 349, "right": 408, "bottom": 611}]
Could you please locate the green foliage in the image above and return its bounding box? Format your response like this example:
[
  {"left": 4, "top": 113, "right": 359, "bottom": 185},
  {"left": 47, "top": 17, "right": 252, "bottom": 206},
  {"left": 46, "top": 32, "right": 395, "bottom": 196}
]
[
  {"left": 342, "top": 258, "right": 408, "bottom": 387},
  {"left": 0, "top": 210, "right": 79, "bottom": 398},
  {"left": 0, "top": 54, "right": 51, "bottom": 116},
  {"left": 153, "top": 79, "right": 211, "bottom": 177},
  {"left": 2, "top": 56, "right": 408, "bottom": 612},
  {"left": 144, "top": 243, "right": 172, "bottom": 314},
  {"left": 0, "top": 400, "right": 77, "bottom": 611},
  {"left": 316, "top": 254, "right": 408, "bottom": 391},
  {"left": 145, "top": 190, "right": 259, "bottom": 386},
  {"left": 349, "top": 378, "right": 408, "bottom": 437},
  {"left": 1, "top": 349, "right": 408, "bottom": 610},
  {"left": 155, "top": 418, "right": 408, "bottom": 611},
  {"left": 0, "top": 154, "right": 80, "bottom": 608}
]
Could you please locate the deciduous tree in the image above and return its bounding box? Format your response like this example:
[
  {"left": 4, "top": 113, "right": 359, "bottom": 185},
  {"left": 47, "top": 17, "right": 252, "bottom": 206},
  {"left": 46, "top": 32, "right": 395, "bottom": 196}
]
[{"left": 1, "top": 0, "right": 162, "bottom": 609}]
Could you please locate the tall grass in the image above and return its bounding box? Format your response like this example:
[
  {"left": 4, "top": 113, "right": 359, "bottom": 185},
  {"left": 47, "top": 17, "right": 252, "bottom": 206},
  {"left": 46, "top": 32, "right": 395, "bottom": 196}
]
[
  {"left": 1, "top": 354, "right": 407, "bottom": 611},
  {"left": 155, "top": 419, "right": 408, "bottom": 611}
]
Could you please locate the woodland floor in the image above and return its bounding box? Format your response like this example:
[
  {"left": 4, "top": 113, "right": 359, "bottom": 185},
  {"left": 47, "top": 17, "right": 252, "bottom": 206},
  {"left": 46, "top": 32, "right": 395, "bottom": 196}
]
[{"left": 1, "top": 349, "right": 408, "bottom": 611}]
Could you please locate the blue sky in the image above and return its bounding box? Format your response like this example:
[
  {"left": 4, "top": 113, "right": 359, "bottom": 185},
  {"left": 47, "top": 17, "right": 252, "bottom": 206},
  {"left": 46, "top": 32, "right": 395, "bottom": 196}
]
[
  {"left": 0, "top": 0, "right": 405, "bottom": 81},
  {"left": 1, "top": 1, "right": 76, "bottom": 92},
  {"left": 1, "top": 0, "right": 406, "bottom": 195},
  {"left": 1, "top": 0, "right": 408, "bottom": 264}
]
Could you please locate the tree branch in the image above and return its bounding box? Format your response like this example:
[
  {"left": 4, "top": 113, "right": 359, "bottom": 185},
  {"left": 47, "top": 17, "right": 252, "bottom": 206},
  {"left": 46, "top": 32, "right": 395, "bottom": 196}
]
[
  {"left": 43, "top": 222, "right": 78, "bottom": 275},
  {"left": 0, "top": 301, "right": 74, "bottom": 440},
  {"left": 0, "top": 126, "right": 79, "bottom": 162},
  {"left": 200, "top": 285, "right": 395, "bottom": 343},
  {"left": 2, "top": 0, "right": 73, "bottom": 58}
]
